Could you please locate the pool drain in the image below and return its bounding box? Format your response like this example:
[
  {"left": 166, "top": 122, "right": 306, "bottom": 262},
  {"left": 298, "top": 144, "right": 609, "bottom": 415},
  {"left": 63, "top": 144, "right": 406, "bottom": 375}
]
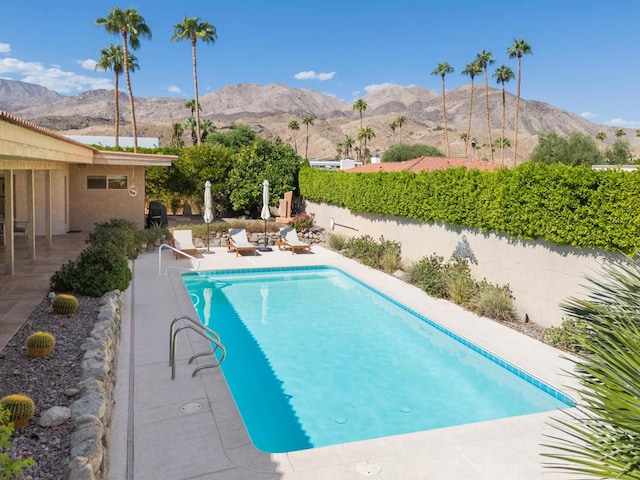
[
  {"left": 180, "top": 402, "right": 202, "bottom": 414},
  {"left": 356, "top": 460, "right": 381, "bottom": 476}
]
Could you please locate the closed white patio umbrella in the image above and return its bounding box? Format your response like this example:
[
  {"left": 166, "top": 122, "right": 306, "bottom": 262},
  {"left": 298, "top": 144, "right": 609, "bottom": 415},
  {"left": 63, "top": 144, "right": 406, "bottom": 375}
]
[
  {"left": 204, "top": 180, "right": 213, "bottom": 253},
  {"left": 259, "top": 179, "right": 271, "bottom": 252}
]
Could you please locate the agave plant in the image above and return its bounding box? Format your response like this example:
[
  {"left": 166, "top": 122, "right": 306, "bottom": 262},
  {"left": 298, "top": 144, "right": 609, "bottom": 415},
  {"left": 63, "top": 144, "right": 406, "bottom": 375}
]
[{"left": 543, "top": 256, "right": 640, "bottom": 479}]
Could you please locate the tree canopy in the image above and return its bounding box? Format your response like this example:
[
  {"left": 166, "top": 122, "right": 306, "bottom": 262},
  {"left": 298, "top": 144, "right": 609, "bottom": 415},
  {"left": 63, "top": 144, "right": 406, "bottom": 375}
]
[
  {"left": 382, "top": 143, "right": 445, "bottom": 162},
  {"left": 528, "top": 131, "right": 603, "bottom": 166}
]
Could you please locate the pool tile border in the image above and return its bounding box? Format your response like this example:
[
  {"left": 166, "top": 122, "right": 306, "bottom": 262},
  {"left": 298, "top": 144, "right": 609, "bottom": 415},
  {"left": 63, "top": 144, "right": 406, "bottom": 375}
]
[{"left": 182, "top": 265, "right": 575, "bottom": 407}]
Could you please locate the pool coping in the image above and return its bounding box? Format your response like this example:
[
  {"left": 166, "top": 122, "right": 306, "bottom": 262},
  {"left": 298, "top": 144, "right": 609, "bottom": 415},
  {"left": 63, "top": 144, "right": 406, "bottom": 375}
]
[{"left": 110, "top": 245, "right": 582, "bottom": 480}]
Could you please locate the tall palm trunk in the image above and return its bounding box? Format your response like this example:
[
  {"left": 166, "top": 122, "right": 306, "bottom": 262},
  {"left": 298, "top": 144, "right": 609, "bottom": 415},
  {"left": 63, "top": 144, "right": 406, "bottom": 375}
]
[
  {"left": 121, "top": 31, "right": 138, "bottom": 153},
  {"left": 293, "top": 131, "right": 297, "bottom": 155},
  {"left": 513, "top": 57, "right": 522, "bottom": 167},
  {"left": 483, "top": 67, "right": 493, "bottom": 163},
  {"left": 465, "top": 80, "right": 475, "bottom": 157},
  {"left": 305, "top": 124, "right": 309, "bottom": 159},
  {"left": 192, "top": 38, "right": 202, "bottom": 145},
  {"left": 114, "top": 71, "right": 120, "bottom": 147},
  {"left": 501, "top": 86, "right": 506, "bottom": 166},
  {"left": 441, "top": 75, "right": 450, "bottom": 156}
]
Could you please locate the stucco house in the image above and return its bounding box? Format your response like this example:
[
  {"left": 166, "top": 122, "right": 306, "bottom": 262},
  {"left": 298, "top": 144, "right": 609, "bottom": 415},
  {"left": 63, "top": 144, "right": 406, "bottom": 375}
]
[{"left": 0, "top": 111, "right": 175, "bottom": 274}]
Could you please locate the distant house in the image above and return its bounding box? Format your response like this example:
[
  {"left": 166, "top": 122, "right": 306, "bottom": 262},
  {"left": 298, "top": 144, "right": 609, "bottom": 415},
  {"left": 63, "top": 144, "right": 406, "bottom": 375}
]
[
  {"left": 0, "top": 111, "right": 176, "bottom": 274},
  {"left": 346, "top": 156, "right": 501, "bottom": 173}
]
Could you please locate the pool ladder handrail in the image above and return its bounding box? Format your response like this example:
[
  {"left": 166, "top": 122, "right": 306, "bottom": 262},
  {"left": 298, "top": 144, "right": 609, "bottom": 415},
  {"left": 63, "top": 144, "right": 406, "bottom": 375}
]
[
  {"left": 158, "top": 244, "right": 200, "bottom": 276},
  {"left": 169, "top": 315, "right": 226, "bottom": 380}
]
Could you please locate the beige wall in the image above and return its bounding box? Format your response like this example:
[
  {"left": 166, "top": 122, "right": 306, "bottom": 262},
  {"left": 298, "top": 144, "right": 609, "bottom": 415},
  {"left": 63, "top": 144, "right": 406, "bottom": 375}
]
[
  {"left": 308, "top": 201, "right": 615, "bottom": 328},
  {"left": 69, "top": 164, "right": 146, "bottom": 232}
]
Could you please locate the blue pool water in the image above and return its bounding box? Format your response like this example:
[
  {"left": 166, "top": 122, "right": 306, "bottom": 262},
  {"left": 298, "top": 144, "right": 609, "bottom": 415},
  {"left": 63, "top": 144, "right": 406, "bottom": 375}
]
[{"left": 182, "top": 266, "right": 573, "bottom": 453}]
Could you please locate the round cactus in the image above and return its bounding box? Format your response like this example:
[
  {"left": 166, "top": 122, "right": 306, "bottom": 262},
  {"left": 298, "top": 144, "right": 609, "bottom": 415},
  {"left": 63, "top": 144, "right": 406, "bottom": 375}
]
[
  {"left": 0, "top": 394, "right": 35, "bottom": 430},
  {"left": 52, "top": 293, "right": 79, "bottom": 314},
  {"left": 26, "top": 331, "right": 56, "bottom": 357}
]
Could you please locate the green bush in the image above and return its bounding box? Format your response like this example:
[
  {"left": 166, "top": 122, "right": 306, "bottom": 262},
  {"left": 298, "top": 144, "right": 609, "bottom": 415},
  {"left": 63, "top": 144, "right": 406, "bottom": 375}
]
[
  {"left": 288, "top": 211, "right": 315, "bottom": 231},
  {"left": 88, "top": 218, "right": 141, "bottom": 260},
  {"left": 0, "top": 404, "right": 35, "bottom": 479},
  {"left": 342, "top": 235, "right": 401, "bottom": 270},
  {"left": 326, "top": 232, "right": 347, "bottom": 251},
  {"left": 408, "top": 254, "right": 449, "bottom": 298},
  {"left": 543, "top": 317, "right": 588, "bottom": 353},
  {"left": 447, "top": 267, "right": 477, "bottom": 307},
  {"left": 382, "top": 143, "right": 445, "bottom": 162},
  {"left": 72, "top": 244, "right": 132, "bottom": 296},
  {"left": 299, "top": 163, "right": 640, "bottom": 253},
  {"left": 472, "top": 281, "right": 517, "bottom": 322},
  {"left": 49, "top": 260, "right": 77, "bottom": 293}
]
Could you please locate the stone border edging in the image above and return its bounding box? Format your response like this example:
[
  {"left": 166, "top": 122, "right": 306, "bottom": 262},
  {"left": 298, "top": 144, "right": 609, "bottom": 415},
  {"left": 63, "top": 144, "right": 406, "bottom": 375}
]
[{"left": 67, "top": 290, "right": 123, "bottom": 480}]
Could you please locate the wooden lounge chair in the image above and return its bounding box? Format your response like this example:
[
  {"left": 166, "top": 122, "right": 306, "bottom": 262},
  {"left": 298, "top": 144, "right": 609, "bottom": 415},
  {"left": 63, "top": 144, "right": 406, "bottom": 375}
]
[
  {"left": 277, "top": 227, "right": 311, "bottom": 254},
  {"left": 172, "top": 229, "right": 197, "bottom": 259},
  {"left": 227, "top": 228, "right": 257, "bottom": 257}
]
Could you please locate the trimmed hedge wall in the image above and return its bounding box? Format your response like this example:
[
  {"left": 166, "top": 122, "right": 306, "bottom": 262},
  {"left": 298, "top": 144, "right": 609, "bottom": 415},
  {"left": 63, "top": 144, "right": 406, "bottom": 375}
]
[{"left": 299, "top": 163, "right": 640, "bottom": 253}]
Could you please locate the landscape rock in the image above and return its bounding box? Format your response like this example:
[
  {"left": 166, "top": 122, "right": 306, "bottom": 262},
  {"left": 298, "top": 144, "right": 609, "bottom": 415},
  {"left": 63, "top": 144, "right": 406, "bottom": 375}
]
[{"left": 38, "top": 406, "right": 71, "bottom": 427}]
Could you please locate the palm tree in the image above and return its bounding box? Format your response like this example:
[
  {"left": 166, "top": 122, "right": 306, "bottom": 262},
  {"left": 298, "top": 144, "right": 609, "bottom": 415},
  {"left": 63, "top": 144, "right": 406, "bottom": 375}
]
[
  {"left": 170, "top": 122, "right": 184, "bottom": 148},
  {"left": 343, "top": 135, "right": 354, "bottom": 159},
  {"left": 358, "top": 126, "right": 376, "bottom": 163},
  {"left": 596, "top": 132, "right": 607, "bottom": 152},
  {"left": 431, "top": 62, "right": 454, "bottom": 156},
  {"left": 288, "top": 119, "right": 300, "bottom": 155},
  {"left": 636, "top": 129, "right": 640, "bottom": 138},
  {"left": 97, "top": 7, "right": 152, "bottom": 153},
  {"left": 335, "top": 142, "right": 344, "bottom": 159},
  {"left": 353, "top": 98, "right": 367, "bottom": 160},
  {"left": 507, "top": 38, "right": 533, "bottom": 167},
  {"left": 476, "top": 50, "right": 495, "bottom": 163},
  {"left": 389, "top": 121, "right": 398, "bottom": 143},
  {"left": 493, "top": 65, "right": 515, "bottom": 166},
  {"left": 95, "top": 44, "right": 138, "bottom": 147},
  {"left": 615, "top": 128, "right": 626, "bottom": 138},
  {"left": 200, "top": 118, "right": 214, "bottom": 142},
  {"left": 183, "top": 117, "right": 197, "bottom": 146},
  {"left": 396, "top": 115, "right": 407, "bottom": 143},
  {"left": 302, "top": 116, "right": 315, "bottom": 159},
  {"left": 184, "top": 99, "right": 200, "bottom": 118},
  {"left": 461, "top": 60, "right": 483, "bottom": 157},
  {"left": 172, "top": 17, "right": 217, "bottom": 146}
]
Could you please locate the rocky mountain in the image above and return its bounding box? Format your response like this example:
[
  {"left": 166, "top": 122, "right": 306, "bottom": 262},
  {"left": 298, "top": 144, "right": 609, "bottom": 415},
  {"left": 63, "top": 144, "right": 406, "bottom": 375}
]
[{"left": 0, "top": 78, "right": 634, "bottom": 161}]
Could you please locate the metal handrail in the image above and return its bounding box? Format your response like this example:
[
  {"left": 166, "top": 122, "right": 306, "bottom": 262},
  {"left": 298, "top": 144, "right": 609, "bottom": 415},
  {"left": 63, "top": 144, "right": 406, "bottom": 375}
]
[
  {"left": 158, "top": 244, "right": 200, "bottom": 276},
  {"left": 169, "top": 315, "right": 225, "bottom": 380}
]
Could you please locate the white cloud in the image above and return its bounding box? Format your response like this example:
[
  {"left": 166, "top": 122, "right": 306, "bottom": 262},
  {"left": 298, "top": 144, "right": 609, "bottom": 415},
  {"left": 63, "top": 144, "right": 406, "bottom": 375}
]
[
  {"left": 580, "top": 112, "right": 597, "bottom": 119},
  {"left": 294, "top": 70, "right": 336, "bottom": 81},
  {"left": 0, "top": 57, "right": 111, "bottom": 93},
  {"left": 0, "top": 43, "right": 10, "bottom": 54},
  {"left": 166, "top": 85, "right": 182, "bottom": 94},
  {"left": 605, "top": 118, "right": 640, "bottom": 129},
  {"left": 363, "top": 82, "right": 394, "bottom": 93},
  {"left": 77, "top": 59, "right": 97, "bottom": 70}
]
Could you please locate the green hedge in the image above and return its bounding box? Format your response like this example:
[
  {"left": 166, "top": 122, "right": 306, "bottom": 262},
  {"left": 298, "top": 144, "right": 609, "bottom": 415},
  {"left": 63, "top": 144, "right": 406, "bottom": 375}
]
[{"left": 299, "top": 163, "right": 640, "bottom": 253}]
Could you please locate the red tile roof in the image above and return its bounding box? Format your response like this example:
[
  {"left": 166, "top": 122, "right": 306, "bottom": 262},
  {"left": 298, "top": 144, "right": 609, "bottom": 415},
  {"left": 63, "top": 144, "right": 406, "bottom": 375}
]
[{"left": 346, "top": 156, "right": 502, "bottom": 173}]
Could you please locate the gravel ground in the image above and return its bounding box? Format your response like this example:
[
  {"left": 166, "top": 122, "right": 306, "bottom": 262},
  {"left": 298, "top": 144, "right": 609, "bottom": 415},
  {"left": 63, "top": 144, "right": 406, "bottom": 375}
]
[{"left": 0, "top": 295, "right": 100, "bottom": 480}]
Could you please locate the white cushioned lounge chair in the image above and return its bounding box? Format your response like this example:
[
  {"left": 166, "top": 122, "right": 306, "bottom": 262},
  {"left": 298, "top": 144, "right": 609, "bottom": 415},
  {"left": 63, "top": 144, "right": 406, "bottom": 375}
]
[
  {"left": 227, "top": 228, "right": 257, "bottom": 257},
  {"left": 277, "top": 227, "right": 311, "bottom": 254}
]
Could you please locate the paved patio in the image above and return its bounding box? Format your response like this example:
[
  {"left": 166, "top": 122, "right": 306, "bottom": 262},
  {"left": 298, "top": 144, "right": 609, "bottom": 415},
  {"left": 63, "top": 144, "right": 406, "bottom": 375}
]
[
  {"left": 109, "top": 244, "right": 580, "bottom": 480},
  {"left": 0, "top": 233, "right": 87, "bottom": 351}
]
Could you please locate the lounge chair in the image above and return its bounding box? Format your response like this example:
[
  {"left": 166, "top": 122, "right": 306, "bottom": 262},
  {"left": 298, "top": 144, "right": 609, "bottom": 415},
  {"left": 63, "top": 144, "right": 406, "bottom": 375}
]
[
  {"left": 277, "top": 227, "right": 311, "bottom": 254},
  {"left": 227, "top": 228, "right": 257, "bottom": 257},
  {"left": 172, "top": 229, "right": 197, "bottom": 259}
]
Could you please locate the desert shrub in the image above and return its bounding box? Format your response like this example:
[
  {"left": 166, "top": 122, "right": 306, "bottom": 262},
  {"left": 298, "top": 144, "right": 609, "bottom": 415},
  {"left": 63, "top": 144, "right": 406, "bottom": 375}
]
[
  {"left": 49, "top": 260, "right": 77, "bottom": 293},
  {"left": 288, "top": 211, "right": 315, "bottom": 231},
  {"left": 543, "top": 318, "right": 589, "bottom": 353},
  {"left": 447, "top": 269, "right": 478, "bottom": 307},
  {"left": 326, "top": 232, "right": 347, "bottom": 251},
  {"left": 342, "top": 235, "right": 401, "bottom": 270},
  {"left": 87, "top": 218, "right": 141, "bottom": 260},
  {"left": 472, "top": 281, "right": 517, "bottom": 322},
  {"left": 72, "top": 244, "right": 132, "bottom": 296},
  {"left": 409, "top": 254, "right": 449, "bottom": 298},
  {"left": 380, "top": 249, "right": 402, "bottom": 274},
  {"left": 0, "top": 404, "right": 35, "bottom": 478}
]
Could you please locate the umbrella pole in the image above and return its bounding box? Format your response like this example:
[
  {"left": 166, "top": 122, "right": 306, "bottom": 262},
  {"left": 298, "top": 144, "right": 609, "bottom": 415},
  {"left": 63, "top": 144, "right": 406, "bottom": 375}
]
[
  {"left": 263, "top": 218, "right": 267, "bottom": 248},
  {"left": 207, "top": 222, "right": 210, "bottom": 253}
]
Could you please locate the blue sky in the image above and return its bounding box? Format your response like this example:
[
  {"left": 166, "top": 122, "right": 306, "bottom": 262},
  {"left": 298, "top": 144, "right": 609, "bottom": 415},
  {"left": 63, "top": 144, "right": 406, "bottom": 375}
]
[{"left": 1, "top": 0, "right": 638, "bottom": 128}]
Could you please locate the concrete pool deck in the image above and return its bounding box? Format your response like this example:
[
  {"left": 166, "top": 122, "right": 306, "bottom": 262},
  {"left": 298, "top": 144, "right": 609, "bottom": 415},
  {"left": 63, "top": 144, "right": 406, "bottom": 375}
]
[{"left": 109, "top": 244, "right": 580, "bottom": 480}]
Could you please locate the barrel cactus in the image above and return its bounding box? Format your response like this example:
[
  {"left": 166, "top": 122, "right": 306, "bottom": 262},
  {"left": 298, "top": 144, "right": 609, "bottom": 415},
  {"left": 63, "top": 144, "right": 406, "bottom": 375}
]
[
  {"left": 26, "top": 331, "right": 56, "bottom": 357},
  {"left": 0, "top": 394, "right": 35, "bottom": 429},
  {"left": 52, "top": 293, "right": 78, "bottom": 314}
]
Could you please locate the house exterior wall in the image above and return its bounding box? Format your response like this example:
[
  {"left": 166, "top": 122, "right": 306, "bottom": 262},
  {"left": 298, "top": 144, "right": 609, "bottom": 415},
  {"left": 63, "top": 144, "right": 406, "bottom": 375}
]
[
  {"left": 307, "top": 201, "right": 614, "bottom": 328},
  {"left": 69, "top": 164, "right": 146, "bottom": 232}
]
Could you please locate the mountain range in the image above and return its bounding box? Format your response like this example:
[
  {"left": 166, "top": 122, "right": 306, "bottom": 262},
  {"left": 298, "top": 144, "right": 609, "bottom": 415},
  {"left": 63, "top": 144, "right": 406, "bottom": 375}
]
[{"left": 1, "top": 78, "right": 634, "bottom": 161}]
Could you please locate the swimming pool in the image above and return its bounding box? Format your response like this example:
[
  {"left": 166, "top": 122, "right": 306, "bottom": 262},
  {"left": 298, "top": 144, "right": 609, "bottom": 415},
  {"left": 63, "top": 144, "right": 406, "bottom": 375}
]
[{"left": 182, "top": 266, "right": 573, "bottom": 453}]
